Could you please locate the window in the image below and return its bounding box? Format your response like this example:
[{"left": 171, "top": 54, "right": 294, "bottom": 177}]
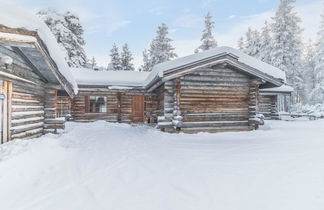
[{"left": 85, "top": 96, "right": 107, "bottom": 113}]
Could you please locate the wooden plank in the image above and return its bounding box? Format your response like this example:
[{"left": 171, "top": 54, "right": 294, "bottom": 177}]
[
  {"left": 2, "top": 81, "right": 8, "bottom": 143},
  {"left": 7, "top": 81, "right": 12, "bottom": 141}
]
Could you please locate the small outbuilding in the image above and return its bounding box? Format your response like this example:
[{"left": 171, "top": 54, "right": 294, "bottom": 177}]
[{"left": 259, "top": 85, "right": 294, "bottom": 119}]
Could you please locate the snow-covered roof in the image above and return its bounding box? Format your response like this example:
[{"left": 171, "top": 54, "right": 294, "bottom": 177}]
[
  {"left": 72, "top": 47, "right": 286, "bottom": 89},
  {"left": 260, "top": 85, "right": 294, "bottom": 93},
  {"left": 71, "top": 68, "right": 149, "bottom": 87},
  {"left": 146, "top": 46, "right": 286, "bottom": 84},
  {"left": 0, "top": 3, "right": 78, "bottom": 94}
]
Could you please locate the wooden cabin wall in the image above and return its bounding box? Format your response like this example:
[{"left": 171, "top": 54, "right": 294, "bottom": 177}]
[
  {"left": 11, "top": 80, "right": 45, "bottom": 139},
  {"left": 72, "top": 87, "right": 157, "bottom": 123},
  {"left": 56, "top": 96, "right": 72, "bottom": 118},
  {"left": 1, "top": 46, "right": 46, "bottom": 140},
  {"left": 148, "top": 84, "right": 164, "bottom": 124},
  {"left": 72, "top": 89, "right": 119, "bottom": 122},
  {"left": 159, "top": 65, "right": 254, "bottom": 133},
  {"left": 259, "top": 94, "right": 277, "bottom": 120}
]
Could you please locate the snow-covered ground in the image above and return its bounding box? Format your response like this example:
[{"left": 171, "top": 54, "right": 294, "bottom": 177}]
[{"left": 0, "top": 120, "right": 324, "bottom": 210}]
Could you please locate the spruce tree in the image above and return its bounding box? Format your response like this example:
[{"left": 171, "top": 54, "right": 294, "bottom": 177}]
[
  {"left": 270, "top": 0, "right": 304, "bottom": 103},
  {"left": 90, "top": 57, "right": 97, "bottom": 70},
  {"left": 37, "top": 9, "right": 87, "bottom": 68},
  {"left": 109, "top": 44, "right": 121, "bottom": 71},
  {"left": 149, "top": 23, "right": 177, "bottom": 69},
  {"left": 195, "top": 12, "right": 217, "bottom": 53},
  {"left": 243, "top": 27, "right": 262, "bottom": 58},
  {"left": 304, "top": 41, "right": 317, "bottom": 92},
  {"left": 140, "top": 49, "right": 151, "bottom": 72},
  {"left": 237, "top": 37, "right": 245, "bottom": 51},
  {"left": 311, "top": 7, "right": 324, "bottom": 104},
  {"left": 259, "top": 21, "right": 273, "bottom": 65},
  {"left": 120, "top": 44, "right": 135, "bottom": 71}
]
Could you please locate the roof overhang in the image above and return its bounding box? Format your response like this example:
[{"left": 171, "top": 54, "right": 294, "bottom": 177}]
[
  {"left": 0, "top": 26, "right": 76, "bottom": 97},
  {"left": 146, "top": 54, "right": 284, "bottom": 92}
]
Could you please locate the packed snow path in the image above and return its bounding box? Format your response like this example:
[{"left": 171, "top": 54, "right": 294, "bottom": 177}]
[{"left": 0, "top": 120, "right": 324, "bottom": 210}]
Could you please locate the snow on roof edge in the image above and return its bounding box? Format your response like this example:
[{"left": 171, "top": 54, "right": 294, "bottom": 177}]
[
  {"left": 261, "top": 85, "right": 294, "bottom": 93},
  {"left": 70, "top": 68, "right": 150, "bottom": 88},
  {"left": 148, "top": 46, "right": 286, "bottom": 84},
  {"left": 0, "top": 3, "right": 78, "bottom": 95},
  {"left": 71, "top": 47, "right": 286, "bottom": 89}
]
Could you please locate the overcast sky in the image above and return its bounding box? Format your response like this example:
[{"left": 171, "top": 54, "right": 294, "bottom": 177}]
[{"left": 2, "top": 0, "right": 323, "bottom": 69}]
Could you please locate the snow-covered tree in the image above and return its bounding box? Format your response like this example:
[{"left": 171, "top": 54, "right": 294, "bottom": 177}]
[
  {"left": 90, "top": 57, "right": 97, "bottom": 70},
  {"left": 311, "top": 8, "right": 324, "bottom": 104},
  {"left": 37, "top": 9, "right": 87, "bottom": 68},
  {"left": 270, "top": 0, "right": 304, "bottom": 103},
  {"left": 303, "top": 41, "right": 317, "bottom": 92},
  {"left": 242, "top": 27, "right": 262, "bottom": 58},
  {"left": 120, "top": 44, "right": 135, "bottom": 71},
  {"left": 139, "top": 49, "right": 151, "bottom": 72},
  {"left": 148, "top": 23, "right": 177, "bottom": 69},
  {"left": 259, "top": 21, "right": 273, "bottom": 64},
  {"left": 237, "top": 36, "right": 245, "bottom": 50},
  {"left": 195, "top": 12, "right": 217, "bottom": 53},
  {"left": 109, "top": 44, "right": 121, "bottom": 71}
]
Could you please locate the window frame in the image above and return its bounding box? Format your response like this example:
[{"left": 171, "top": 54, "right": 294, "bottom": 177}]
[{"left": 85, "top": 96, "right": 107, "bottom": 113}]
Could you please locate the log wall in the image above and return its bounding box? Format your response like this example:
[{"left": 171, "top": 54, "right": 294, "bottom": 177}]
[
  {"left": 1, "top": 45, "right": 65, "bottom": 141},
  {"left": 72, "top": 87, "right": 158, "bottom": 123},
  {"left": 10, "top": 79, "right": 45, "bottom": 139},
  {"left": 259, "top": 94, "right": 277, "bottom": 120},
  {"left": 178, "top": 65, "right": 252, "bottom": 133}
]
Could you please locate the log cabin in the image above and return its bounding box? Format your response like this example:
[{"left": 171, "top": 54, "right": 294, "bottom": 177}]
[
  {"left": 70, "top": 46, "right": 286, "bottom": 133},
  {"left": 259, "top": 85, "right": 293, "bottom": 119}
]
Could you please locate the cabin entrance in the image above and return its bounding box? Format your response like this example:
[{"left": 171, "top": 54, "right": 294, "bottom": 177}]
[
  {"left": 0, "top": 80, "right": 12, "bottom": 144},
  {"left": 131, "top": 95, "right": 144, "bottom": 122}
]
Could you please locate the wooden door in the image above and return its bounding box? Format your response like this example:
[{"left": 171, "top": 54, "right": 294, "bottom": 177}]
[
  {"left": 132, "top": 95, "right": 144, "bottom": 122},
  {"left": 0, "top": 80, "right": 12, "bottom": 144}
]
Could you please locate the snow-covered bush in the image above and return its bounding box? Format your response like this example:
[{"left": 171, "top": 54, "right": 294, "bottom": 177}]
[{"left": 291, "top": 103, "right": 324, "bottom": 118}]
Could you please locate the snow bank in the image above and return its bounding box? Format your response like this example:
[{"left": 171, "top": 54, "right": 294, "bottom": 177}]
[
  {"left": 70, "top": 67, "right": 149, "bottom": 87},
  {"left": 0, "top": 3, "right": 78, "bottom": 94},
  {"left": 260, "top": 84, "right": 294, "bottom": 93},
  {"left": 1, "top": 120, "right": 324, "bottom": 210}
]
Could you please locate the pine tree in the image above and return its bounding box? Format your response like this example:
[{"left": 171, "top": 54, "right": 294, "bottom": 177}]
[
  {"left": 109, "top": 44, "right": 121, "bottom": 71},
  {"left": 195, "top": 12, "right": 217, "bottom": 53},
  {"left": 259, "top": 21, "right": 273, "bottom": 64},
  {"left": 120, "top": 44, "right": 135, "bottom": 71},
  {"left": 270, "top": 0, "right": 304, "bottom": 103},
  {"left": 243, "top": 27, "right": 262, "bottom": 58},
  {"left": 311, "top": 7, "right": 324, "bottom": 104},
  {"left": 37, "top": 9, "right": 87, "bottom": 68},
  {"left": 90, "top": 57, "right": 97, "bottom": 70},
  {"left": 140, "top": 49, "right": 151, "bottom": 72},
  {"left": 304, "top": 41, "right": 317, "bottom": 91},
  {"left": 237, "top": 36, "right": 245, "bottom": 50},
  {"left": 149, "top": 23, "right": 177, "bottom": 69}
]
